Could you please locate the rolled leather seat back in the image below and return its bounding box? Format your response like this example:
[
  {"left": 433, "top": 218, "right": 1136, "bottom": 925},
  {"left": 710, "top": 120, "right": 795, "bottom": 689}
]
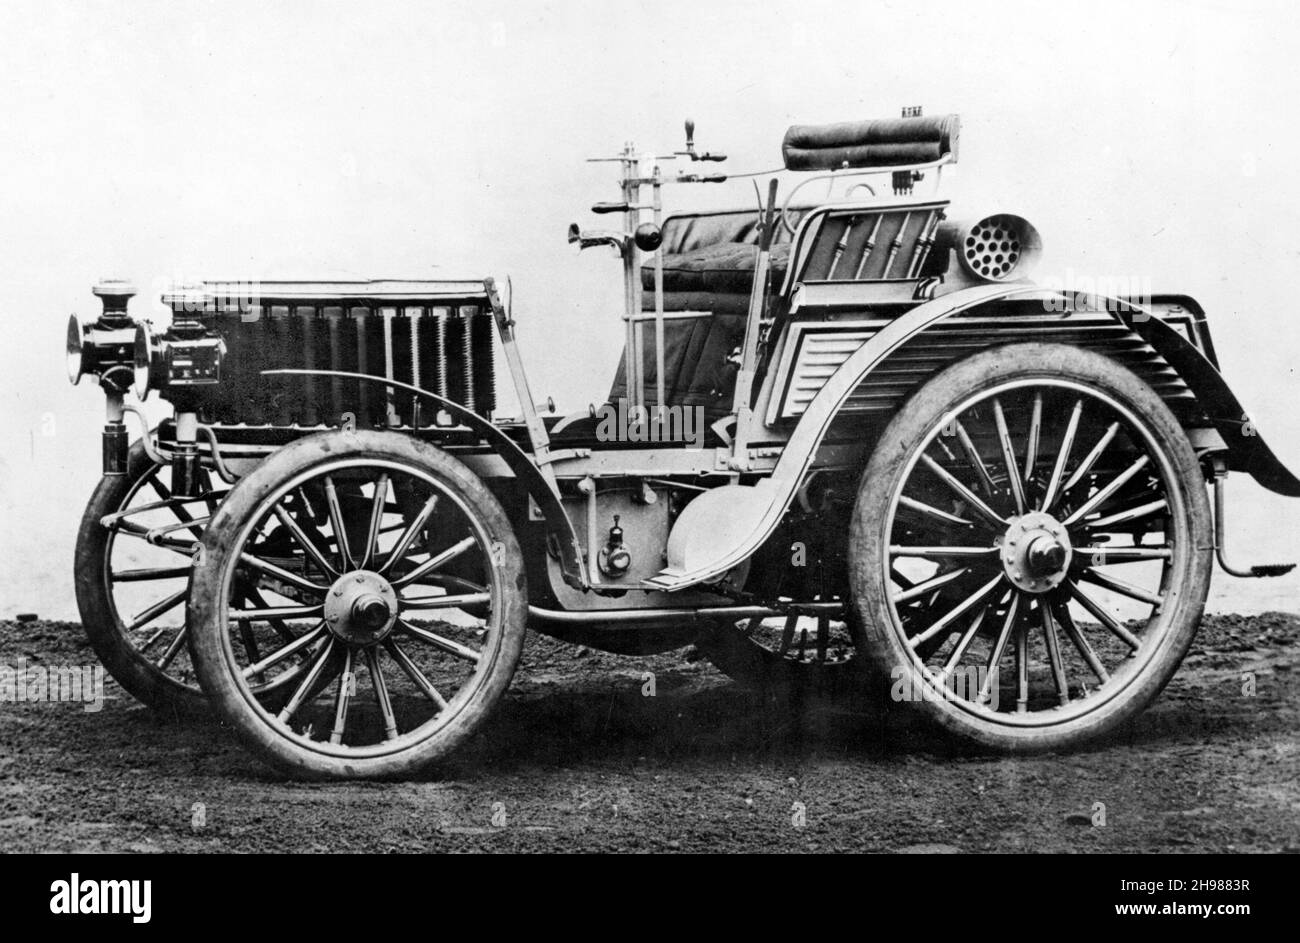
[{"left": 782, "top": 114, "right": 960, "bottom": 171}]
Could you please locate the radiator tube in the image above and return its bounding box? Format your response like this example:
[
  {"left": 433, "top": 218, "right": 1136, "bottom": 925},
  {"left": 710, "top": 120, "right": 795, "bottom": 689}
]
[
  {"left": 461, "top": 306, "right": 476, "bottom": 412},
  {"left": 353, "top": 307, "right": 370, "bottom": 426}
]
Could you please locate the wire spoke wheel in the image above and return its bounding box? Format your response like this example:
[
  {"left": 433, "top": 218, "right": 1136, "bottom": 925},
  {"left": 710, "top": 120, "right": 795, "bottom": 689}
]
[
  {"left": 849, "top": 344, "right": 1211, "bottom": 752},
  {"left": 187, "top": 430, "right": 525, "bottom": 779}
]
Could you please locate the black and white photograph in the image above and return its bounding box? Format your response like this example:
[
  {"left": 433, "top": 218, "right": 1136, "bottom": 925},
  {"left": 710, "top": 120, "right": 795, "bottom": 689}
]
[{"left": 0, "top": 0, "right": 1296, "bottom": 887}]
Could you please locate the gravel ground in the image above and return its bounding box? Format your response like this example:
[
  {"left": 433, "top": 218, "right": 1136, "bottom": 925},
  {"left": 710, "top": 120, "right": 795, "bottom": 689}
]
[{"left": 0, "top": 612, "right": 1297, "bottom": 853}]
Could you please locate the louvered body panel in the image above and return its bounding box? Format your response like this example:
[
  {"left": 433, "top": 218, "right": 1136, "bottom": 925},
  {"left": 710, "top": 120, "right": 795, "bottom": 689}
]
[{"left": 769, "top": 313, "right": 1196, "bottom": 423}]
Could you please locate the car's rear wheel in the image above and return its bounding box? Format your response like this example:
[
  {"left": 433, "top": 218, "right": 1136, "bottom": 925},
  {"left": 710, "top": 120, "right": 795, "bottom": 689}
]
[
  {"left": 75, "top": 439, "right": 342, "bottom": 717},
  {"left": 849, "top": 343, "right": 1211, "bottom": 753},
  {"left": 74, "top": 440, "right": 213, "bottom": 716}
]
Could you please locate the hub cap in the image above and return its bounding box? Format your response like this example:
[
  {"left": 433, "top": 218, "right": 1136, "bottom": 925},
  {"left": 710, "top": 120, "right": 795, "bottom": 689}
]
[
  {"left": 1000, "top": 511, "right": 1073, "bottom": 593},
  {"left": 325, "top": 570, "right": 398, "bottom": 645}
]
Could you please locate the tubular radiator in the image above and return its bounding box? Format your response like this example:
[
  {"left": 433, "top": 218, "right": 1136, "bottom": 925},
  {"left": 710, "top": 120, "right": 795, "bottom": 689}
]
[{"left": 174, "top": 296, "right": 496, "bottom": 428}]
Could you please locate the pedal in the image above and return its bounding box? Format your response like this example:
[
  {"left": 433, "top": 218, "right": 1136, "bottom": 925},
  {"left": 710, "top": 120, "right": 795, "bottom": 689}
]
[{"left": 1249, "top": 563, "right": 1295, "bottom": 578}]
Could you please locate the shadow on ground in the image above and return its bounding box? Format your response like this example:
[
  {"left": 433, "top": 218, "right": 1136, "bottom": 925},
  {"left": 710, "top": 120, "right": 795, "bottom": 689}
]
[{"left": 0, "top": 613, "right": 1296, "bottom": 852}]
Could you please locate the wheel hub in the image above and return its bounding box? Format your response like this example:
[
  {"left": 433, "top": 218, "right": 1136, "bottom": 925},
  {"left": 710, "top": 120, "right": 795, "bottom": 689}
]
[
  {"left": 324, "top": 570, "right": 398, "bottom": 644},
  {"left": 1000, "top": 511, "right": 1073, "bottom": 593}
]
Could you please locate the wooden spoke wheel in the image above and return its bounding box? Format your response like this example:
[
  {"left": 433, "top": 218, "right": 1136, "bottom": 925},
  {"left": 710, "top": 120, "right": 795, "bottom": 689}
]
[
  {"left": 74, "top": 440, "right": 342, "bottom": 717},
  {"left": 187, "top": 430, "right": 526, "bottom": 779},
  {"left": 849, "top": 343, "right": 1211, "bottom": 752},
  {"left": 75, "top": 440, "right": 217, "bottom": 715}
]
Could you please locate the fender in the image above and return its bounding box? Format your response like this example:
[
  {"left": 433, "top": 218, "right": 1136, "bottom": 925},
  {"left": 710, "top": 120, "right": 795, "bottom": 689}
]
[
  {"left": 649, "top": 282, "right": 1299, "bottom": 591},
  {"left": 263, "top": 369, "right": 588, "bottom": 588},
  {"left": 1120, "top": 296, "right": 1300, "bottom": 496}
]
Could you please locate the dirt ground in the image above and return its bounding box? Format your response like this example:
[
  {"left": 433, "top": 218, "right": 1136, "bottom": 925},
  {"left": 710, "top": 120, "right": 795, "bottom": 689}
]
[{"left": 0, "top": 612, "right": 1297, "bottom": 853}]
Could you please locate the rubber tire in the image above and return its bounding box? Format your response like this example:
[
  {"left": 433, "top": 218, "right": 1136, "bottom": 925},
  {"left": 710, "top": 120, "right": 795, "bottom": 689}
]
[
  {"left": 74, "top": 441, "right": 209, "bottom": 718},
  {"left": 849, "top": 343, "right": 1212, "bottom": 753},
  {"left": 188, "top": 430, "right": 527, "bottom": 779}
]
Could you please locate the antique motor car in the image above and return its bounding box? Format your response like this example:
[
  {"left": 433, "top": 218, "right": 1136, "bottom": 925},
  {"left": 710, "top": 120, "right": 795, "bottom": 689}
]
[{"left": 66, "top": 111, "right": 1298, "bottom": 778}]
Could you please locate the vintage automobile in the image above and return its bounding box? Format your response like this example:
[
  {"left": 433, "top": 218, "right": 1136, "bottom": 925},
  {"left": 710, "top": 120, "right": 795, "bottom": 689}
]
[{"left": 66, "top": 111, "right": 1298, "bottom": 778}]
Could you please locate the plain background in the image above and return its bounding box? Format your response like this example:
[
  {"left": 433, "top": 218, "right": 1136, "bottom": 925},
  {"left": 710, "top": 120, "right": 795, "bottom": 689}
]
[{"left": 1, "top": 0, "right": 1297, "bottom": 619}]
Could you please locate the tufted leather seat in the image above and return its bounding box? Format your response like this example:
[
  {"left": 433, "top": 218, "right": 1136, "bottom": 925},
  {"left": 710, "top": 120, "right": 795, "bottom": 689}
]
[
  {"left": 607, "top": 208, "right": 800, "bottom": 418},
  {"left": 640, "top": 241, "right": 790, "bottom": 300}
]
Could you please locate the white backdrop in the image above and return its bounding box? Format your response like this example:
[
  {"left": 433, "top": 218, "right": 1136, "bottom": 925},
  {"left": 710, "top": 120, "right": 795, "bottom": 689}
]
[{"left": 2, "top": 0, "right": 1298, "bottom": 618}]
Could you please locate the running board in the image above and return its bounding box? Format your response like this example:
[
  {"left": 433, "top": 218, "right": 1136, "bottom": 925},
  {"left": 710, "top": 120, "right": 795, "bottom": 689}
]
[{"left": 1213, "top": 467, "right": 1296, "bottom": 578}]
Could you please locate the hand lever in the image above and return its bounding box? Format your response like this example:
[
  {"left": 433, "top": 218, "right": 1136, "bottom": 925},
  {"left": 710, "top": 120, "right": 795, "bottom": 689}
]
[
  {"left": 568, "top": 223, "right": 628, "bottom": 254},
  {"left": 681, "top": 118, "right": 725, "bottom": 161},
  {"left": 591, "top": 201, "right": 630, "bottom": 214}
]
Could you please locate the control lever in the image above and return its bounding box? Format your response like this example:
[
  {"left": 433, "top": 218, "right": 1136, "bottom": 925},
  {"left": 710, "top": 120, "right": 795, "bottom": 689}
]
[
  {"left": 591, "top": 201, "right": 630, "bottom": 214},
  {"left": 567, "top": 222, "right": 662, "bottom": 253},
  {"left": 567, "top": 223, "right": 627, "bottom": 254},
  {"left": 679, "top": 118, "right": 726, "bottom": 163}
]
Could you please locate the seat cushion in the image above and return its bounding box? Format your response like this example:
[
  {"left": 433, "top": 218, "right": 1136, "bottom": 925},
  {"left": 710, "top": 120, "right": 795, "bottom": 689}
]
[
  {"left": 782, "top": 113, "right": 960, "bottom": 171},
  {"left": 640, "top": 242, "right": 790, "bottom": 299}
]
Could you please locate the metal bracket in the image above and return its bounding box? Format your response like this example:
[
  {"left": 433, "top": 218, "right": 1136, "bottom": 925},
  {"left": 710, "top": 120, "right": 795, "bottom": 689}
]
[
  {"left": 710, "top": 416, "right": 735, "bottom": 447},
  {"left": 1212, "top": 461, "right": 1295, "bottom": 578},
  {"left": 535, "top": 448, "right": 591, "bottom": 466}
]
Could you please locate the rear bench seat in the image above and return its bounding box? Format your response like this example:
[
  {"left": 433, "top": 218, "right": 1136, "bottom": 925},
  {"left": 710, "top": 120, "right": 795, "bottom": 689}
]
[{"left": 607, "top": 208, "right": 798, "bottom": 419}]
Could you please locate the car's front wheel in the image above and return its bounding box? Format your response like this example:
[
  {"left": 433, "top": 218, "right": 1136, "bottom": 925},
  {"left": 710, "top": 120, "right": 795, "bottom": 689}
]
[{"left": 187, "top": 430, "right": 527, "bottom": 779}]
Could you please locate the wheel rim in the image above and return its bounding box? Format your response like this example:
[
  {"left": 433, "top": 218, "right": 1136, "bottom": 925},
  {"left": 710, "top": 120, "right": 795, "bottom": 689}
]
[
  {"left": 881, "top": 378, "right": 1191, "bottom": 728},
  {"left": 214, "top": 457, "right": 506, "bottom": 759},
  {"left": 101, "top": 462, "right": 222, "bottom": 695}
]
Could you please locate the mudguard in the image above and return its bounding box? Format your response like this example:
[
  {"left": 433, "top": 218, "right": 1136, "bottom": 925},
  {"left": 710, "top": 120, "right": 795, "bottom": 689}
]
[
  {"left": 262, "top": 369, "right": 587, "bottom": 588},
  {"left": 649, "top": 283, "right": 1300, "bottom": 591},
  {"left": 1122, "top": 297, "right": 1300, "bottom": 496}
]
